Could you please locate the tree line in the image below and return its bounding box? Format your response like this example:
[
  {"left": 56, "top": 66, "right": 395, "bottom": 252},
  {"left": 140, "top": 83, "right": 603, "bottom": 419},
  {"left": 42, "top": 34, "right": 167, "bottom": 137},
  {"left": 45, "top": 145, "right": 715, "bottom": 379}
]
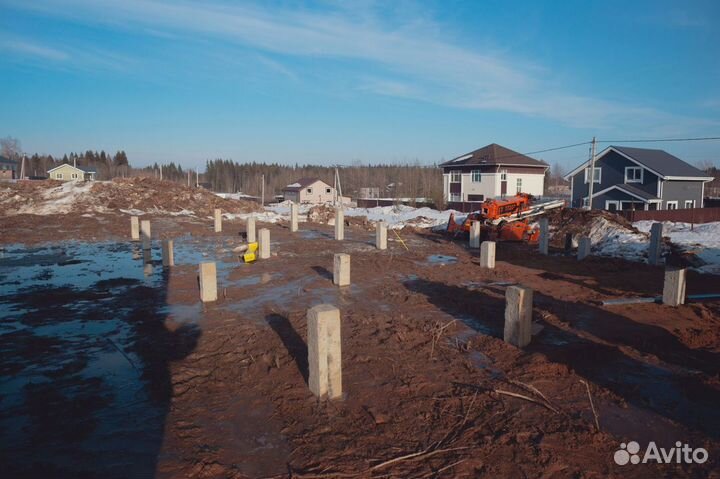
[
  {"left": 204, "top": 159, "right": 445, "bottom": 206},
  {"left": 1, "top": 137, "right": 131, "bottom": 180},
  {"left": 4, "top": 135, "right": 718, "bottom": 203}
]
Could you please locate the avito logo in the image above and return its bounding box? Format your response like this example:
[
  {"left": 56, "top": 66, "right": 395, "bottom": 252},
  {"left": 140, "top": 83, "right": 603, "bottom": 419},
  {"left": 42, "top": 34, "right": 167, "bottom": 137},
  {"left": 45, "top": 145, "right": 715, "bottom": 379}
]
[{"left": 614, "top": 441, "right": 708, "bottom": 465}]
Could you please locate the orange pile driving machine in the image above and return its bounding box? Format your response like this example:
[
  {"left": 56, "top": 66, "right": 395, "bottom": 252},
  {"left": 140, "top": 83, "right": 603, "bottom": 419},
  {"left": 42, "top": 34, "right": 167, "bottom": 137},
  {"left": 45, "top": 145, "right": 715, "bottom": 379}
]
[{"left": 446, "top": 193, "right": 564, "bottom": 243}]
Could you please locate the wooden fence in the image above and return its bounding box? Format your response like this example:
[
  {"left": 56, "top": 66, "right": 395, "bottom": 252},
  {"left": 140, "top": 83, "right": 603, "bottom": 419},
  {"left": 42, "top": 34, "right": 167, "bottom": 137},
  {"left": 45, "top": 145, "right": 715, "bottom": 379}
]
[{"left": 619, "top": 207, "right": 720, "bottom": 223}]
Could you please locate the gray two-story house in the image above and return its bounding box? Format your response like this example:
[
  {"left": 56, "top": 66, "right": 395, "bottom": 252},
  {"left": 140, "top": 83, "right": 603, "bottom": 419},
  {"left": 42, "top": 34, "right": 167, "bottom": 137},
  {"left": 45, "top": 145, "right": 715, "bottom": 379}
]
[{"left": 564, "top": 146, "right": 713, "bottom": 211}]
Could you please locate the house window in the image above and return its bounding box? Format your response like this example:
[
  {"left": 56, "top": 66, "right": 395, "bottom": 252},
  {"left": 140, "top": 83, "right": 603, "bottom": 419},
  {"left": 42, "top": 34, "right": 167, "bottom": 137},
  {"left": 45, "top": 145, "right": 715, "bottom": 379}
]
[
  {"left": 582, "top": 198, "right": 589, "bottom": 208},
  {"left": 584, "top": 167, "right": 601, "bottom": 184},
  {"left": 666, "top": 201, "right": 678, "bottom": 210},
  {"left": 449, "top": 193, "right": 461, "bottom": 202},
  {"left": 71, "top": 173, "right": 78, "bottom": 179},
  {"left": 684, "top": 200, "right": 694, "bottom": 209},
  {"left": 326, "top": 188, "right": 331, "bottom": 194},
  {"left": 56, "top": 173, "right": 63, "bottom": 179},
  {"left": 625, "top": 167, "right": 643, "bottom": 183},
  {"left": 471, "top": 170, "right": 481, "bottom": 182},
  {"left": 450, "top": 171, "right": 461, "bottom": 182},
  {"left": 516, "top": 178, "right": 522, "bottom": 193},
  {"left": 500, "top": 170, "right": 507, "bottom": 181},
  {"left": 306, "top": 188, "right": 312, "bottom": 194},
  {"left": 605, "top": 200, "right": 620, "bottom": 212}
]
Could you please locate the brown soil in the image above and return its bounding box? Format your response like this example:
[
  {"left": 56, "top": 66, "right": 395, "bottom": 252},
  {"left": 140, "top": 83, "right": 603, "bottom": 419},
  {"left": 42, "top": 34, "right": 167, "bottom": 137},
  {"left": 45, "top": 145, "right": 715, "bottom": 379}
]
[
  {"left": 1, "top": 212, "right": 719, "bottom": 478},
  {"left": 0, "top": 178, "right": 262, "bottom": 217}
]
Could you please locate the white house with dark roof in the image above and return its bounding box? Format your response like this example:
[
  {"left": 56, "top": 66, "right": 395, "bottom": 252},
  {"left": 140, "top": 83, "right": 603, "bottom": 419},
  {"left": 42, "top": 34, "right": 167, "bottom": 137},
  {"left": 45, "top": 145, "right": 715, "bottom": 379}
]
[
  {"left": 564, "top": 146, "right": 713, "bottom": 211},
  {"left": 282, "top": 177, "right": 335, "bottom": 204},
  {"left": 439, "top": 143, "right": 549, "bottom": 203}
]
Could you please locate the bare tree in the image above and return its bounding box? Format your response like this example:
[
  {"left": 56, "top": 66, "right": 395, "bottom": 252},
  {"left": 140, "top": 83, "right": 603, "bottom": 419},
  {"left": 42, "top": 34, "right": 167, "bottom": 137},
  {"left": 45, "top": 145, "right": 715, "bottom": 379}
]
[
  {"left": 1, "top": 136, "right": 21, "bottom": 160},
  {"left": 695, "top": 159, "right": 716, "bottom": 172}
]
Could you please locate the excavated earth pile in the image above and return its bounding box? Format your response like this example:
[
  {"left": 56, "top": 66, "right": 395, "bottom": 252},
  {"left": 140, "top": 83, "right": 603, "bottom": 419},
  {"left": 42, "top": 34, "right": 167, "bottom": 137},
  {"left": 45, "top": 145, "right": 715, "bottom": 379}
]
[{"left": 0, "top": 177, "right": 262, "bottom": 217}]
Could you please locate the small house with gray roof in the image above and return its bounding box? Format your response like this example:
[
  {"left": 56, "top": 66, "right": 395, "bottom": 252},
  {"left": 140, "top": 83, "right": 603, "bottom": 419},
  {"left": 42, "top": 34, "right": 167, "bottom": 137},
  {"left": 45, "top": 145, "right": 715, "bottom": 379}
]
[
  {"left": 47, "top": 163, "right": 97, "bottom": 182},
  {"left": 564, "top": 146, "right": 713, "bottom": 211}
]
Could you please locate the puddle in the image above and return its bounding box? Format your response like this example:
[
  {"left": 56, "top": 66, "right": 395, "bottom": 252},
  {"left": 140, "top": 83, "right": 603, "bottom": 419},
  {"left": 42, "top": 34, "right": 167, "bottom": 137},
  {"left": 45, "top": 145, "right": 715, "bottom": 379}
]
[
  {"left": 454, "top": 314, "right": 498, "bottom": 337},
  {"left": 298, "top": 230, "right": 325, "bottom": 240},
  {"left": 221, "top": 275, "right": 360, "bottom": 320},
  {"left": 0, "top": 239, "right": 213, "bottom": 476},
  {"left": 425, "top": 255, "right": 458, "bottom": 265},
  {"left": 468, "top": 351, "right": 505, "bottom": 379}
]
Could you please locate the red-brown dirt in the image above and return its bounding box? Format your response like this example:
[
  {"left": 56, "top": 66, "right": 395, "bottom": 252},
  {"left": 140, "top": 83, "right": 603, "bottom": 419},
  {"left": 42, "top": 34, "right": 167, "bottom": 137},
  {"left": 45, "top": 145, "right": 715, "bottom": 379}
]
[{"left": 1, "top": 212, "right": 718, "bottom": 478}]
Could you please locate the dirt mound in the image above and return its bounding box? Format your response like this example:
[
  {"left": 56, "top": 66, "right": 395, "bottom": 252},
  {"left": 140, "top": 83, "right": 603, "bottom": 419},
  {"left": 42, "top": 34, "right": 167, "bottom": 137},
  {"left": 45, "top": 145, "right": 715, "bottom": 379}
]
[
  {"left": 546, "top": 208, "right": 641, "bottom": 246},
  {"left": 91, "top": 177, "right": 261, "bottom": 216},
  {"left": 0, "top": 178, "right": 262, "bottom": 217},
  {"left": 306, "top": 204, "right": 334, "bottom": 224},
  {"left": 307, "top": 204, "right": 373, "bottom": 229}
]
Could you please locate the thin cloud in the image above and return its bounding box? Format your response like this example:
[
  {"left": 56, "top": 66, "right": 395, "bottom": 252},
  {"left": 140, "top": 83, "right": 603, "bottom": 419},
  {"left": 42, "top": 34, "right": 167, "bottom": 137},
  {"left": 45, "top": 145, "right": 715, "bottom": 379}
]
[
  {"left": 1, "top": 34, "right": 138, "bottom": 74},
  {"left": 0, "top": 39, "right": 69, "bottom": 61},
  {"left": 254, "top": 54, "right": 299, "bottom": 81},
  {"left": 5, "top": 0, "right": 718, "bottom": 132}
]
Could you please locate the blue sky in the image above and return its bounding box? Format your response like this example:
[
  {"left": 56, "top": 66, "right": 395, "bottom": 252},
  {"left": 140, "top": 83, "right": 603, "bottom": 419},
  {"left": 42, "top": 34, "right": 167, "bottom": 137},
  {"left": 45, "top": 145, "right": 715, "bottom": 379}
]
[{"left": 1, "top": 0, "right": 719, "bottom": 169}]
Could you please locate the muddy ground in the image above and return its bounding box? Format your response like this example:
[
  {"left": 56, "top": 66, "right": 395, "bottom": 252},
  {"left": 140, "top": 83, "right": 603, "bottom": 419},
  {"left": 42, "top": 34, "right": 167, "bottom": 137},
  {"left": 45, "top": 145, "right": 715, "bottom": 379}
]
[{"left": 1, "top": 212, "right": 719, "bottom": 478}]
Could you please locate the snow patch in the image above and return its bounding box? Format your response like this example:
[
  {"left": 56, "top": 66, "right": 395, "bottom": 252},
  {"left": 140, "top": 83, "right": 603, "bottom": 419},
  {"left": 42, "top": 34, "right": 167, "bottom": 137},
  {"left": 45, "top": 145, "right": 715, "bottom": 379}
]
[
  {"left": 589, "top": 217, "right": 649, "bottom": 261},
  {"left": 15, "top": 182, "right": 95, "bottom": 215},
  {"left": 634, "top": 220, "right": 720, "bottom": 274}
]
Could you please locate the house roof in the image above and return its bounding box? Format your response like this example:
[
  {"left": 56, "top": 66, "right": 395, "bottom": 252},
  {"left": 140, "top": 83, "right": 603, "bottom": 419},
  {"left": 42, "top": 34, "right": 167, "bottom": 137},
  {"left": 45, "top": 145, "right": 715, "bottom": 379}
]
[
  {"left": 586, "top": 183, "right": 660, "bottom": 203},
  {"left": 440, "top": 143, "right": 548, "bottom": 168},
  {"left": 0, "top": 155, "right": 17, "bottom": 166},
  {"left": 612, "top": 146, "right": 710, "bottom": 178},
  {"left": 614, "top": 183, "right": 659, "bottom": 201},
  {"left": 565, "top": 146, "right": 713, "bottom": 181},
  {"left": 282, "top": 177, "right": 330, "bottom": 192}
]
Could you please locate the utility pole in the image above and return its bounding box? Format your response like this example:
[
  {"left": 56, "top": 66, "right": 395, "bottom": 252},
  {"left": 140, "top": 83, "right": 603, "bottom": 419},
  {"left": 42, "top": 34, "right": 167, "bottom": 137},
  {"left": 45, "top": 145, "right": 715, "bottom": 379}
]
[
  {"left": 333, "top": 168, "right": 337, "bottom": 206},
  {"left": 334, "top": 167, "right": 343, "bottom": 208},
  {"left": 261, "top": 173, "right": 265, "bottom": 206},
  {"left": 196, "top": 168, "right": 199, "bottom": 187},
  {"left": 187, "top": 170, "right": 190, "bottom": 187},
  {"left": 20, "top": 154, "right": 26, "bottom": 180},
  {"left": 159, "top": 165, "right": 163, "bottom": 181},
  {"left": 586, "top": 137, "right": 597, "bottom": 210}
]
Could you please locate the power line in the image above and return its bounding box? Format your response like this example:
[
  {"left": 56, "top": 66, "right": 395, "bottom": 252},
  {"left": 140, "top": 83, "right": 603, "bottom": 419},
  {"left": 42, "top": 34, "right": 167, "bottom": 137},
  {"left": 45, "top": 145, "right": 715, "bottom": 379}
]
[
  {"left": 448, "top": 141, "right": 591, "bottom": 164},
  {"left": 452, "top": 136, "right": 720, "bottom": 165},
  {"left": 522, "top": 141, "right": 592, "bottom": 156},
  {"left": 598, "top": 136, "right": 720, "bottom": 144}
]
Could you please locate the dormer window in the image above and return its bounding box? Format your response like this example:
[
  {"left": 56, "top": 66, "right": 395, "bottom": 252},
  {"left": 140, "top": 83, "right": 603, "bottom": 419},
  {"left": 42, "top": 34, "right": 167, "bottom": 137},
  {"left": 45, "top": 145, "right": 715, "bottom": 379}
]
[{"left": 625, "top": 166, "right": 643, "bottom": 183}]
